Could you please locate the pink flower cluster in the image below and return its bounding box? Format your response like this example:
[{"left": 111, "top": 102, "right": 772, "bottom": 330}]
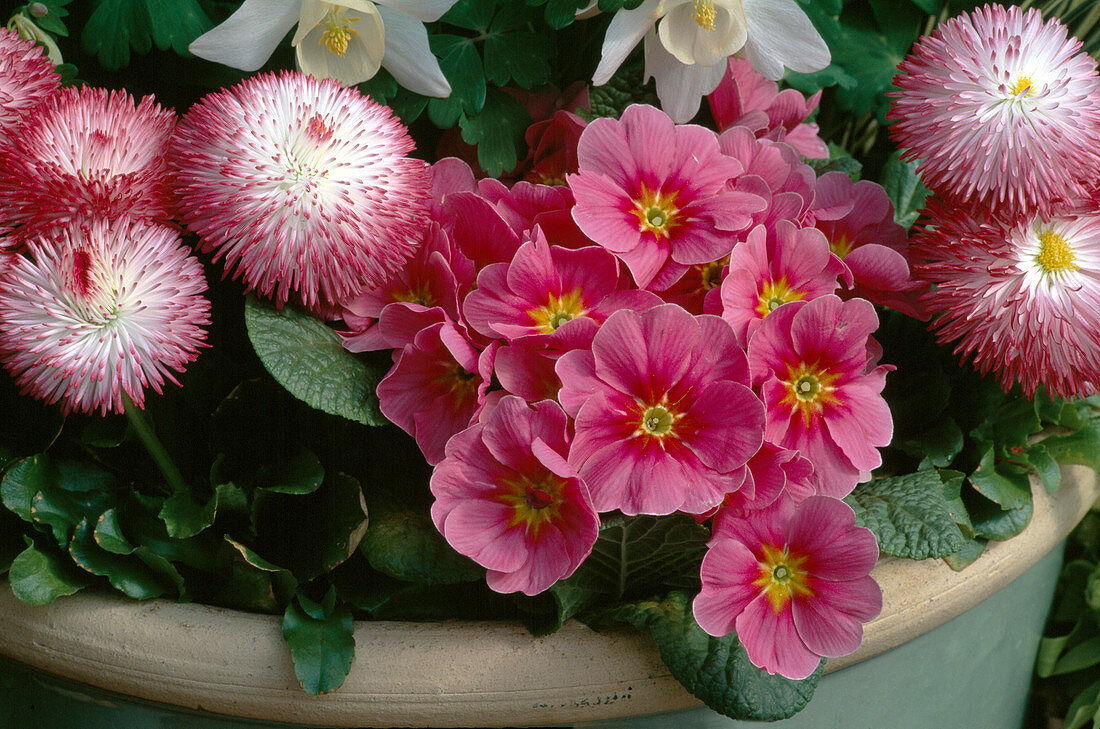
[
  {"left": 339, "top": 83, "right": 906, "bottom": 676},
  {"left": 890, "top": 3, "right": 1100, "bottom": 399},
  {"left": 0, "top": 29, "right": 210, "bottom": 415}
]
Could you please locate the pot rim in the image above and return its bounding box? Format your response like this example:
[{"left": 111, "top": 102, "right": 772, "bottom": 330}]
[{"left": 1, "top": 465, "right": 1096, "bottom": 728}]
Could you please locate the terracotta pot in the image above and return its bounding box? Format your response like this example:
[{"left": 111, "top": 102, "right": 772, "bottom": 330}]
[{"left": 1, "top": 465, "right": 1097, "bottom": 728}]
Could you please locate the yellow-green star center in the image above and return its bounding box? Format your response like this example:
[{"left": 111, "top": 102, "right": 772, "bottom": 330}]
[
  {"left": 752, "top": 544, "right": 814, "bottom": 613},
  {"left": 632, "top": 187, "right": 681, "bottom": 239},
  {"left": 693, "top": 0, "right": 717, "bottom": 30},
  {"left": 1037, "top": 230, "right": 1078, "bottom": 274},
  {"left": 793, "top": 375, "right": 820, "bottom": 401},
  {"left": 641, "top": 405, "right": 675, "bottom": 436}
]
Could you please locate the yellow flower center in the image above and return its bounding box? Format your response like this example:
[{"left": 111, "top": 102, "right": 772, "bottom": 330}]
[
  {"left": 751, "top": 544, "right": 814, "bottom": 613},
  {"left": 1010, "top": 75, "right": 1034, "bottom": 97},
  {"left": 393, "top": 282, "right": 436, "bottom": 308},
  {"left": 640, "top": 405, "right": 675, "bottom": 436},
  {"left": 698, "top": 257, "right": 727, "bottom": 290},
  {"left": 781, "top": 361, "right": 840, "bottom": 426},
  {"left": 1036, "top": 229, "right": 1078, "bottom": 274},
  {"left": 831, "top": 233, "right": 852, "bottom": 259},
  {"left": 755, "top": 277, "right": 806, "bottom": 318},
  {"left": 319, "top": 9, "right": 359, "bottom": 56},
  {"left": 529, "top": 290, "right": 586, "bottom": 334},
  {"left": 693, "top": 0, "right": 717, "bottom": 30},
  {"left": 499, "top": 474, "right": 566, "bottom": 537},
  {"left": 632, "top": 186, "right": 681, "bottom": 239}
]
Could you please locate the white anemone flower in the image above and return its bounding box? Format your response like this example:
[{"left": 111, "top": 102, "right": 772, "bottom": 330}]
[
  {"left": 591, "top": 0, "right": 829, "bottom": 123},
  {"left": 187, "top": 0, "right": 458, "bottom": 96}
]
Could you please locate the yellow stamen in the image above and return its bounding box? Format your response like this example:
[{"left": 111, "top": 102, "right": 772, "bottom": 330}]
[
  {"left": 640, "top": 405, "right": 675, "bottom": 436},
  {"left": 632, "top": 186, "right": 681, "bottom": 239},
  {"left": 1037, "top": 230, "right": 1078, "bottom": 274},
  {"left": 1010, "top": 75, "right": 1033, "bottom": 97},
  {"left": 319, "top": 10, "right": 359, "bottom": 56},
  {"left": 528, "top": 290, "right": 586, "bottom": 334},
  {"left": 751, "top": 544, "right": 814, "bottom": 613},
  {"left": 781, "top": 361, "right": 840, "bottom": 426},
  {"left": 693, "top": 0, "right": 717, "bottom": 31},
  {"left": 755, "top": 277, "right": 806, "bottom": 318},
  {"left": 498, "top": 474, "right": 566, "bottom": 537}
]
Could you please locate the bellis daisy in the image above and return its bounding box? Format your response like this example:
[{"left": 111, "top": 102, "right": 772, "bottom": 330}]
[
  {"left": 0, "top": 217, "right": 210, "bottom": 416},
  {"left": 169, "top": 71, "right": 431, "bottom": 309},
  {"left": 913, "top": 202, "right": 1100, "bottom": 400},
  {"left": 889, "top": 4, "right": 1100, "bottom": 216},
  {"left": 0, "top": 26, "right": 59, "bottom": 146},
  {"left": 0, "top": 86, "right": 176, "bottom": 232}
]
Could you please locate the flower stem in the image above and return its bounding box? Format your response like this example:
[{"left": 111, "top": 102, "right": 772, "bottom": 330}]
[{"left": 123, "top": 394, "right": 188, "bottom": 494}]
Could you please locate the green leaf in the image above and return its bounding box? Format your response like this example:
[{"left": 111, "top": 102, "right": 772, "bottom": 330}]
[
  {"left": 483, "top": 5, "right": 554, "bottom": 88},
  {"left": 459, "top": 88, "right": 531, "bottom": 178},
  {"left": 144, "top": 0, "right": 212, "bottom": 54},
  {"left": 807, "top": 144, "right": 862, "bottom": 181},
  {"left": 1027, "top": 443, "right": 1062, "bottom": 495},
  {"left": 969, "top": 445, "right": 1032, "bottom": 510},
  {"left": 561, "top": 514, "right": 710, "bottom": 600},
  {"left": 942, "top": 537, "right": 986, "bottom": 571},
  {"left": 69, "top": 519, "right": 170, "bottom": 600},
  {"left": 282, "top": 589, "right": 355, "bottom": 695},
  {"left": 1052, "top": 636, "right": 1100, "bottom": 676},
  {"left": 360, "top": 491, "right": 481, "bottom": 585},
  {"left": 93, "top": 509, "right": 134, "bottom": 554},
  {"left": 897, "top": 418, "right": 963, "bottom": 470},
  {"left": 1064, "top": 678, "right": 1100, "bottom": 729},
  {"left": 1042, "top": 419, "right": 1100, "bottom": 471},
  {"left": 8, "top": 541, "right": 87, "bottom": 604},
  {"left": 2, "top": 455, "right": 56, "bottom": 522},
  {"left": 256, "top": 447, "right": 325, "bottom": 495},
  {"left": 969, "top": 496, "right": 1033, "bottom": 541},
  {"left": 846, "top": 471, "right": 966, "bottom": 559},
  {"left": 159, "top": 489, "right": 216, "bottom": 539},
  {"left": 607, "top": 592, "right": 821, "bottom": 721},
  {"left": 82, "top": 0, "right": 152, "bottom": 69},
  {"left": 879, "top": 151, "right": 930, "bottom": 229},
  {"left": 427, "top": 34, "right": 485, "bottom": 127},
  {"left": 244, "top": 296, "right": 385, "bottom": 426}
]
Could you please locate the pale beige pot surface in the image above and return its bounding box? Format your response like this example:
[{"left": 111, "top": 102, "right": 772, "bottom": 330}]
[{"left": 1, "top": 465, "right": 1097, "bottom": 728}]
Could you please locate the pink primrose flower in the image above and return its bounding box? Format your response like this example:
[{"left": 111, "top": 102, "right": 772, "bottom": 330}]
[
  {"left": 568, "top": 104, "right": 764, "bottom": 290},
  {"left": 169, "top": 71, "right": 430, "bottom": 310},
  {"left": 430, "top": 396, "right": 599, "bottom": 596},
  {"left": 377, "top": 316, "right": 497, "bottom": 465},
  {"left": 0, "top": 217, "right": 209, "bottom": 415},
  {"left": 477, "top": 179, "right": 593, "bottom": 250},
  {"left": 810, "top": 172, "right": 927, "bottom": 319},
  {"left": 747, "top": 295, "right": 893, "bottom": 498},
  {"left": 463, "top": 234, "right": 624, "bottom": 342},
  {"left": 0, "top": 86, "right": 176, "bottom": 234},
  {"left": 708, "top": 58, "right": 827, "bottom": 159},
  {"left": 556, "top": 303, "right": 765, "bottom": 515},
  {"left": 0, "top": 27, "right": 60, "bottom": 147},
  {"left": 720, "top": 221, "right": 845, "bottom": 348},
  {"left": 889, "top": 4, "right": 1100, "bottom": 218},
  {"left": 913, "top": 201, "right": 1100, "bottom": 399},
  {"left": 718, "top": 126, "right": 816, "bottom": 231},
  {"left": 693, "top": 495, "right": 881, "bottom": 680}
]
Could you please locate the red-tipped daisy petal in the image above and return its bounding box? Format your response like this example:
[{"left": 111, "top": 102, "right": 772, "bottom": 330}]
[
  {"left": 0, "top": 217, "right": 211, "bottom": 415},
  {"left": 889, "top": 4, "right": 1100, "bottom": 217},
  {"left": 169, "top": 70, "right": 431, "bottom": 310},
  {"left": 0, "top": 27, "right": 59, "bottom": 146},
  {"left": 0, "top": 86, "right": 177, "bottom": 233}
]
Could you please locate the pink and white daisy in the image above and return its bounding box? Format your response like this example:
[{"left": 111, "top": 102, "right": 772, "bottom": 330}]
[
  {"left": 747, "top": 295, "right": 893, "bottom": 498},
  {"left": 889, "top": 4, "right": 1100, "bottom": 216},
  {"left": 568, "top": 104, "right": 764, "bottom": 290},
  {"left": 693, "top": 495, "right": 881, "bottom": 680},
  {"left": 913, "top": 202, "right": 1100, "bottom": 399},
  {"left": 0, "top": 27, "right": 60, "bottom": 146},
  {"left": 556, "top": 303, "right": 766, "bottom": 516},
  {"left": 0, "top": 86, "right": 176, "bottom": 232},
  {"left": 169, "top": 70, "right": 431, "bottom": 310},
  {"left": 0, "top": 217, "right": 210, "bottom": 416},
  {"left": 430, "top": 396, "right": 599, "bottom": 596}
]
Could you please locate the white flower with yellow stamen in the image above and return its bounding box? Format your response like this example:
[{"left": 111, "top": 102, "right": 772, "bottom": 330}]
[
  {"left": 591, "top": 0, "right": 828, "bottom": 123},
  {"left": 187, "top": 0, "right": 457, "bottom": 96}
]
